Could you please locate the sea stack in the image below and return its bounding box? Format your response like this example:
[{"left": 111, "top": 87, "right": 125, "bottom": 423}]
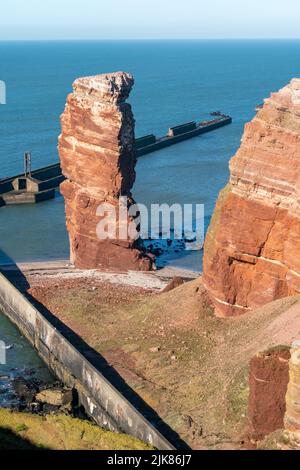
[
  {"left": 58, "top": 72, "right": 153, "bottom": 271},
  {"left": 203, "top": 78, "right": 300, "bottom": 317}
]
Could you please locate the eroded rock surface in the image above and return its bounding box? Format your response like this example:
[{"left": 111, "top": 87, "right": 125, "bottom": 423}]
[
  {"left": 203, "top": 78, "right": 300, "bottom": 316},
  {"left": 248, "top": 348, "right": 290, "bottom": 440},
  {"left": 59, "top": 72, "right": 153, "bottom": 271},
  {"left": 285, "top": 344, "right": 300, "bottom": 445}
]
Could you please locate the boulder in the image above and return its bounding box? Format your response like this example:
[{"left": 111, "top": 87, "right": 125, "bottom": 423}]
[{"left": 36, "top": 388, "right": 73, "bottom": 408}]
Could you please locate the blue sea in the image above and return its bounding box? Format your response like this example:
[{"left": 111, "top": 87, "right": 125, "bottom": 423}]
[
  {"left": 0, "top": 311, "right": 54, "bottom": 406},
  {"left": 0, "top": 40, "right": 300, "bottom": 271}
]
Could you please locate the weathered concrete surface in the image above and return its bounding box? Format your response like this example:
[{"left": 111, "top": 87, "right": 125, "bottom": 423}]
[
  {"left": 59, "top": 72, "right": 153, "bottom": 272},
  {"left": 0, "top": 272, "right": 174, "bottom": 450},
  {"left": 248, "top": 348, "right": 290, "bottom": 440},
  {"left": 203, "top": 78, "right": 300, "bottom": 317}
]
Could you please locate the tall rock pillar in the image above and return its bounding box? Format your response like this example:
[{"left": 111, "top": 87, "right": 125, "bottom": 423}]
[{"left": 58, "top": 72, "right": 153, "bottom": 271}]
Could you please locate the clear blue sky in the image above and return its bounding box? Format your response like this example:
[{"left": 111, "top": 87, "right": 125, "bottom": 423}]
[{"left": 1, "top": 0, "right": 300, "bottom": 40}]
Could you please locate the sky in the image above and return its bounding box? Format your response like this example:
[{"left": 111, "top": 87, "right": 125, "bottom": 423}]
[{"left": 0, "top": 0, "right": 300, "bottom": 40}]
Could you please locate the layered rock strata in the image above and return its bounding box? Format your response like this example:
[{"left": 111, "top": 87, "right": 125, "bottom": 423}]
[
  {"left": 59, "top": 72, "right": 153, "bottom": 271},
  {"left": 203, "top": 78, "right": 300, "bottom": 316}
]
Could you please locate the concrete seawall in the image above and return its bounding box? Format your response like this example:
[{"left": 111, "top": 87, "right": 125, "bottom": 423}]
[{"left": 0, "top": 272, "right": 175, "bottom": 450}]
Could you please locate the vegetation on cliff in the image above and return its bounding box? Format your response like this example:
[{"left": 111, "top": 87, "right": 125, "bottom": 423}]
[{"left": 0, "top": 408, "right": 153, "bottom": 450}]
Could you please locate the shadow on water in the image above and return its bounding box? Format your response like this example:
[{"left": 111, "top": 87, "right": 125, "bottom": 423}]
[
  {"left": 0, "top": 248, "right": 190, "bottom": 450},
  {"left": 0, "top": 249, "right": 30, "bottom": 291}
]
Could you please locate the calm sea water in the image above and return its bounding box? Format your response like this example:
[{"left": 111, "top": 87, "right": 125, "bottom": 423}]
[
  {"left": 0, "top": 40, "right": 300, "bottom": 271},
  {"left": 0, "top": 311, "right": 54, "bottom": 406}
]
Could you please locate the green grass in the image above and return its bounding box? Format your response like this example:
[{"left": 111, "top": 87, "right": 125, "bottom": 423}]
[{"left": 0, "top": 409, "right": 154, "bottom": 451}]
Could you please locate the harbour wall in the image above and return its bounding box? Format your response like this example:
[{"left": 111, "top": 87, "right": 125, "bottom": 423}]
[
  {"left": 0, "top": 116, "right": 232, "bottom": 191},
  {"left": 136, "top": 116, "right": 232, "bottom": 156},
  {"left": 0, "top": 272, "right": 175, "bottom": 450}
]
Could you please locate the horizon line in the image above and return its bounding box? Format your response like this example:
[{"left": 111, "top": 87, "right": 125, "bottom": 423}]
[{"left": 1, "top": 37, "right": 300, "bottom": 42}]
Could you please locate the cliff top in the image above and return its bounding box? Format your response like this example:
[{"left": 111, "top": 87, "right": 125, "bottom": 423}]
[{"left": 72, "top": 71, "right": 134, "bottom": 104}]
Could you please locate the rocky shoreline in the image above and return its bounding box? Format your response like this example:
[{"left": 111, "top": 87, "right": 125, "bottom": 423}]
[{"left": 10, "top": 378, "right": 75, "bottom": 416}]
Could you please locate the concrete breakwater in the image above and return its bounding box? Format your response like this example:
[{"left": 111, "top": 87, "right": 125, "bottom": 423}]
[
  {"left": 0, "top": 272, "right": 175, "bottom": 450},
  {"left": 135, "top": 115, "right": 232, "bottom": 156},
  {"left": 0, "top": 113, "right": 232, "bottom": 207}
]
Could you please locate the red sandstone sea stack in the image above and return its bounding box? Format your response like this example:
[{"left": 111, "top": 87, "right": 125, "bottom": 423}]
[
  {"left": 59, "top": 72, "right": 153, "bottom": 271},
  {"left": 203, "top": 78, "right": 300, "bottom": 317}
]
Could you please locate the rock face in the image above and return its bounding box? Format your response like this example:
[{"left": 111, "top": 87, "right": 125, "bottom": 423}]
[
  {"left": 284, "top": 344, "right": 300, "bottom": 444},
  {"left": 248, "top": 348, "right": 290, "bottom": 440},
  {"left": 203, "top": 78, "right": 300, "bottom": 316},
  {"left": 59, "top": 72, "right": 153, "bottom": 271}
]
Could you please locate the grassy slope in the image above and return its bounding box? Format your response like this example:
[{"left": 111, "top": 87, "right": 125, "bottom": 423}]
[
  {"left": 0, "top": 408, "right": 153, "bottom": 450},
  {"left": 28, "top": 277, "right": 300, "bottom": 449}
]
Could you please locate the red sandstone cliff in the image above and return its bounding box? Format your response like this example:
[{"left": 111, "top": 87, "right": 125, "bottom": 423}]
[
  {"left": 285, "top": 344, "right": 300, "bottom": 445},
  {"left": 203, "top": 78, "right": 300, "bottom": 316},
  {"left": 59, "top": 72, "right": 153, "bottom": 271}
]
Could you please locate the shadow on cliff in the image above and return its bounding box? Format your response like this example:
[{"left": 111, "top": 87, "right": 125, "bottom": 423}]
[
  {"left": 0, "top": 427, "right": 45, "bottom": 450},
  {"left": 0, "top": 249, "right": 30, "bottom": 291},
  {"left": 0, "top": 250, "right": 190, "bottom": 450}
]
